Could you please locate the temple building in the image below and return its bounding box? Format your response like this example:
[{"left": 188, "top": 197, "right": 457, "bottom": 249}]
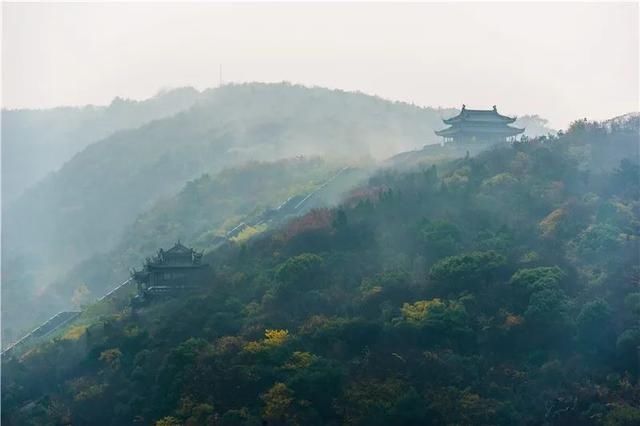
[
  {"left": 132, "top": 241, "right": 208, "bottom": 296},
  {"left": 435, "top": 105, "right": 524, "bottom": 144}
]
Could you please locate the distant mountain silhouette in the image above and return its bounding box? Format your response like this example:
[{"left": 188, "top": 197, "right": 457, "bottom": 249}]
[{"left": 2, "top": 87, "right": 204, "bottom": 203}]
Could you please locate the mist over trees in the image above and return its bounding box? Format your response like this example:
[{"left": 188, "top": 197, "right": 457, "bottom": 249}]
[
  {"left": 2, "top": 87, "right": 204, "bottom": 204},
  {"left": 2, "top": 78, "right": 638, "bottom": 426},
  {"left": 2, "top": 157, "right": 363, "bottom": 344},
  {"left": 2, "top": 83, "right": 456, "bottom": 345},
  {"left": 2, "top": 0, "right": 638, "bottom": 422},
  {"left": 2, "top": 115, "right": 638, "bottom": 425},
  {"left": 514, "top": 115, "right": 556, "bottom": 138}
]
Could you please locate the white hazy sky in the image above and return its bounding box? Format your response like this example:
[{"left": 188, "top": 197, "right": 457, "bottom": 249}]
[{"left": 2, "top": 2, "right": 638, "bottom": 128}]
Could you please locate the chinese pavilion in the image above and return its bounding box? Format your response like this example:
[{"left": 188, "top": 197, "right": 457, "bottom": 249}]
[
  {"left": 132, "top": 241, "right": 208, "bottom": 296},
  {"left": 435, "top": 105, "right": 524, "bottom": 144}
]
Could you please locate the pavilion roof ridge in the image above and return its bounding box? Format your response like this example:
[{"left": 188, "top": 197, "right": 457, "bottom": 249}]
[{"left": 443, "top": 104, "right": 517, "bottom": 125}]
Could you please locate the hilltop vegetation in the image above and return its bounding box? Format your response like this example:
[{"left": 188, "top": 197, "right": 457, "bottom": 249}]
[
  {"left": 50, "top": 158, "right": 363, "bottom": 318},
  {"left": 3, "top": 117, "right": 638, "bottom": 425},
  {"left": 2, "top": 83, "right": 455, "bottom": 344},
  {"left": 2, "top": 157, "right": 363, "bottom": 345}
]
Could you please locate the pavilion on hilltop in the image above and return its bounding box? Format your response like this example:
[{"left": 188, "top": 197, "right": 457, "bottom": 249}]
[{"left": 435, "top": 105, "right": 524, "bottom": 144}]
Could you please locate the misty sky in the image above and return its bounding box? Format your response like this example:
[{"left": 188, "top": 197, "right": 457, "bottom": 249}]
[{"left": 2, "top": 2, "right": 638, "bottom": 129}]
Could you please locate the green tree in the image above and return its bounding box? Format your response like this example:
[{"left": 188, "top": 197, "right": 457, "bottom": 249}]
[
  {"left": 524, "top": 289, "right": 572, "bottom": 345},
  {"left": 339, "top": 378, "right": 427, "bottom": 426},
  {"left": 261, "top": 383, "right": 296, "bottom": 424},
  {"left": 275, "top": 253, "right": 324, "bottom": 295},
  {"left": 399, "top": 298, "right": 470, "bottom": 336},
  {"left": 155, "top": 416, "right": 182, "bottom": 426},
  {"left": 430, "top": 251, "right": 506, "bottom": 295},
  {"left": 509, "top": 266, "right": 566, "bottom": 309},
  {"left": 419, "top": 219, "right": 461, "bottom": 259},
  {"left": 576, "top": 299, "right": 614, "bottom": 356},
  {"left": 603, "top": 404, "right": 640, "bottom": 426},
  {"left": 616, "top": 328, "right": 640, "bottom": 375}
]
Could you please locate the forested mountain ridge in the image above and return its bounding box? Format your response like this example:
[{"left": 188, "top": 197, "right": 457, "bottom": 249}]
[
  {"left": 2, "top": 87, "right": 204, "bottom": 204},
  {"left": 2, "top": 83, "right": 456, "bottom": 344},
  {"left": 2, "top": 117, "right": 638, "bottom": 426},
  {"left": 2, "top": 157, "right": 365, "bottom": 346},
  {"left": 3, "top": 83, "right": 455, "bottom": 273},
  {"left": 47, "top": 158, "right": 364, "bottom": 323}
]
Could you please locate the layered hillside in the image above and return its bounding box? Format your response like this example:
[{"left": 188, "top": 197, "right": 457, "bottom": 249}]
[
  {"left": 3, "top": 83, "right": 454, "bottom": 272},
  {"left": 2, "top": 156, "right": 366, "bottom": 345},
  {"left": 2, "top": 87, "right": 204, "bottom": 204},
  {"left": 3, "top": 118, "right": 638, "bottom": 425},
  {"left": 2, "top": 83, "right": 455, "bottom": 341}
]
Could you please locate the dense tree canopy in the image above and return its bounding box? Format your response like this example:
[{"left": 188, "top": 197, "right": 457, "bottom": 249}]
[{"left": 2, "top": 116, "right": 639, "bottom": 425}]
